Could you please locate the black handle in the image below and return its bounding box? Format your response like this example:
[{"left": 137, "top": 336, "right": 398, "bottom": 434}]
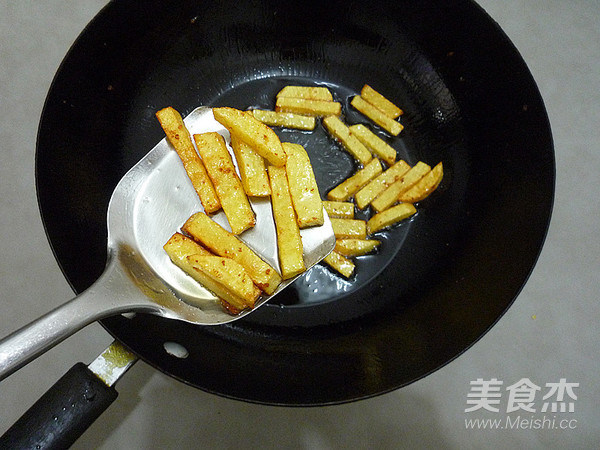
[{"left": 0, "top": 362, "right": 118, "bottom": 449}]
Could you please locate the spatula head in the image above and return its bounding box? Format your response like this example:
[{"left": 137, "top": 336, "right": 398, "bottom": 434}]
[{"left": 106, "top": 107, "right": 336, "bottom": 325}]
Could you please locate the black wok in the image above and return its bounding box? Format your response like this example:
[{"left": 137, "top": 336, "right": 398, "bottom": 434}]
[{"left": 31, "top": 0, "right": 552, "bottom": 410}]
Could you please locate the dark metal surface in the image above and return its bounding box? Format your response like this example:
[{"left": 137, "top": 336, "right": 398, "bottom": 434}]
[{"left": 36, "top": 0, "right": 554, "bottom": 405}]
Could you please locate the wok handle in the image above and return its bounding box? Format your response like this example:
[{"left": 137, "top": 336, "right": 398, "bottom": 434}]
[{"left": 0, "top": 362, "right": 118, "bottom": 449}]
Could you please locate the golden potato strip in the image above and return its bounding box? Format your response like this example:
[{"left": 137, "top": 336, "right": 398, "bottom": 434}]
[
  {"left": 355, "top": 160, "right": 411, "bottom": 210},
  {"left": 182, "top": 212, "right": 281, "bottom": 294},
  {"left": 276, "top": 85, "right": 334, "bottom": 101},
  {"left": 323, "top": 201, "right": 355, "bottom": 219},
  {"left": 360, "top": 84, "right": 404, "bottom": 118},
  {"left": 330, "top": 218, "right": 367, "bottom": 239},
  {"left": 371, "top": 162, "right": 431, "bottom": 212},
  {"left": 213, "top": 107, "right": 286, "bottom": 167},
  {"left": 251, "top": 109, "right": 316, "bottom": 131},
  {"left": 322, "top": 116, "right": 372, "bottom": 165},
  {"left": 283, "top": 143, "right": 324, "bottom": 228},
  {"left": 399, "top": 162, "right": 443, "bottom": 203},
  {"left": 194, "top": 132, "right": 255, "bottom": 235},
  {"left": 349, "top": 124, "right": 397, "bottom": 166},
  {"left": 334, "top": 238, "right": 381, "bottom": 257},
  {"left": 230, "top": 135, "right": 270, "bottom": 197},
  {"left": 327, "top": 158, "right": 382, "bottom": 202},
  {"left": 187, "top": 255, "right": 261, "bottom": 310},
  {"left": 275, "top": 97, "right": 342, "bottom": 117},
  {"left": 367, "top": 203, "right": 417, "bottom": 234},
  {"left": 268, "top": 165, "right": 306, "bottom": 279},
  {"left": 163, "top": 233, "right": 256, "bottom": 311},
  {"left": 351, "top": 96, "right": 404, "bottom": 136},
  {"left": 322, "top": 251, "right": 355, "bottom": 278},
  {"left": 155, "top": 107, "right": 221, "bottom": 214},
  {"left": 164, "top": 232, "right": 212, "bottom": 260}
]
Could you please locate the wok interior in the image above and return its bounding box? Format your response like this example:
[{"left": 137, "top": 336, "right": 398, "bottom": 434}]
[{"left": 36, "top": 0, "right": 554, "bottom": 404}]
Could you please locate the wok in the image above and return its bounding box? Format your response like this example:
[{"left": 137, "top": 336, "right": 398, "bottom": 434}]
[{"left": 14, "top": 0, "right": 554, "bottom": 429}]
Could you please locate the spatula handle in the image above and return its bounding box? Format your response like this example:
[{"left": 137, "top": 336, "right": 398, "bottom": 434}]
[
  {"left": 0, "top": 258, "right": 159, "bottom": 381},
  {"left": 0, "top": 296, "right": 111, "bottom": 381}
]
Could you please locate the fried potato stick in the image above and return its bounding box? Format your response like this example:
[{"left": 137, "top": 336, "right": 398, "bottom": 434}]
[
  {"left": 360, "top": 84, "right": 404, "bottom": 119},
  {"left": 163, "top": 233, "right": 259, "bottom": 311},
  {"left": 398, "top": 162, "right": 444, "bottom": 203},
  {"left": 194, "top": 132, "right": 255, "bottom": 235},
  {"left": 230, "top": 134, "right": 271, "bottom": 197},
  {"left": 367, "top": 203, "right": 416, "bottom": 234},
  {"left": 276, "top": 85, "right": 334, "bottom": 101},
  {"left": 283, "top": 142, "right": 324, "bottom": 228},
  {"left": 268, "top": 165, "right": 306, "bottom": 279},
  {"left": 334, "top": 238, "right": 381, "bottom": 257},
  {"left": 155, "top": 107, "right": 221, "bottom": 214},
  {"left": 323, "top": 201, "right": 355, "bottom": 219},
  {"left": 330, "top": 218, "right": 367, "bottom": 239},
  {"left": 276, "top": 97, "right": 342, "bottom": 117},
  {"left": 182, "top": 212, "right": 282, "bottom": 294},
  {"left": 327, "top": 158, "right": 383, "bottom": 202},
  {"left": 322, "top": 115, "right": 372, "bottom": 165},
  {"left": 252, "top": 109, "right": 316, "bottom": 131},
  {"left": 213, "top": 107, "right": 287, "bottom": 166},
  {"left": 322, "top": 251, "right": 355, "bottom": 278},
  {"left": 354, "top": 160, "right": 411, "bottom": 210},
  {"left": 351, "top": 96, "right": 404, "bottom": 136},
  {"left": 370, "top": 161, "right": 431, "bottom": 212},
  {"left": 349, "top": 124, "right": 397, "bottom": 166}
]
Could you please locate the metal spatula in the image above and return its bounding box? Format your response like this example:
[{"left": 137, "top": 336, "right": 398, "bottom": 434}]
[{"left": 0, "top": 106, "right": 336, "bottom": 381}]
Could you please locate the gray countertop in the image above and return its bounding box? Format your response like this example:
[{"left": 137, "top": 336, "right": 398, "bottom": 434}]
[{"left": 1, "top": 1, "right": 598, "bottom": 448}]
